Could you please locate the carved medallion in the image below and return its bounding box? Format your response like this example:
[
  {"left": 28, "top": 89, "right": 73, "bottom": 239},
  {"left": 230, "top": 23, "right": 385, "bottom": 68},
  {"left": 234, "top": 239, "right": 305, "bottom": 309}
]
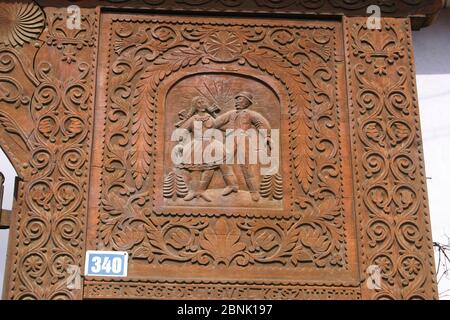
[{"left": 0, "top": 2, "right": 44, "bottom": 47}]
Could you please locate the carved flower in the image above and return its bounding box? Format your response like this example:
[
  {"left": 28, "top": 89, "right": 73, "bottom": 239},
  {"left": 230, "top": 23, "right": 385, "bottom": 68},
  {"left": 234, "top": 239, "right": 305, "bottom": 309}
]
[
  {"left": 166, "top": 227, "right": 192, "bottom": 250},
  {"left": 0, "top": 2, "right": 45, "bottom": 47},
  {"left": 24, "top": 254, "right": 44, "bottom": 274},
  {"left": 113, "top": 225, "right": 145, "bottom": 250},
  {"left": 66, "top": 118, "right": 83, "bottom": 135},
  {"left": 203, "top": 31, "right": 243, "bottom": 62},
  {"left": 370, "top": 187, "right": 388, "bottom": 208},
  {"left": 299, "top": 227, "right": 330, "bottom": 253},
  {"left": 365, "top": 122, "right": 384, "bottom": 143},
  {"left": 402, "top": 257, "right": 421, "bottom": 276},
  {"left": 38, "top": 118, "right": 56, "bottom": 138},
  {"left": 253, "top": 229, "right": 277, "bottom": 251},
  {"left": 199, "top": 218, "right": 246, "bottom": 265},
  {"left": 390, "top": 122, "right": 410, "bottom": 144},
  {"left": 54, "top": 255, "right": 73, "bottom": 274},
  {"left": 374, "top": 61, "right": 387, "bottom": 76},
  {"left": 374, "top": 256, "right": 392, "bottom": 274}
]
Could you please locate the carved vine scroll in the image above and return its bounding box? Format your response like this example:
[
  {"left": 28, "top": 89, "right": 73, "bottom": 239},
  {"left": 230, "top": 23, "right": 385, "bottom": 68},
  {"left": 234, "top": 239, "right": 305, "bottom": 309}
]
[
  {"left": 1, "top": 4, "right": 97, "bottom": 299},
  {"left": 345, "top": 17, "right": 437, "bottom": 300}
]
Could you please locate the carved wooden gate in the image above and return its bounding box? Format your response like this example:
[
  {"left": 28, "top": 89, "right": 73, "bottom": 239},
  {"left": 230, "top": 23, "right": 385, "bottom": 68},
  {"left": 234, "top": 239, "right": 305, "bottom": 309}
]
[{"left": 0, "top": 0, "right": 441, "bottom": 300}]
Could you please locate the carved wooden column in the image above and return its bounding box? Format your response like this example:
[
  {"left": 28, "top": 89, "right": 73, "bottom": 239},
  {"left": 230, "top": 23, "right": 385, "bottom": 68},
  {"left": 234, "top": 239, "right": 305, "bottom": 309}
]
[
  {"left": 344, "top": 17, "right": 437, "bottom": 300},
  {"left": 1, "top": 1, "right": 97, "bottom": 299},
  {"left": 0, "top": 0, "right": 442, "bottom": 300}
]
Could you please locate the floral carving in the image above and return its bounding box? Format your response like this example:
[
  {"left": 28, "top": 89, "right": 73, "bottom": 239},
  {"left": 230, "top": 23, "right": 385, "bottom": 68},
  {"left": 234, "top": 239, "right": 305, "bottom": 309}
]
[
  {"left": 46, "top": 12, "right": 96, "bottom": 64},
  {"left": 199, "top": 218, "right": 246, "bottom": 265},
  {"left": 351, "top": 23, "right": 405, "bottom": 76},
  {"left": 0, "top": 0, "right": 437, "bottom": 301},
  {"left": 203, "top": 31, "right": 243, "bottom": 62}
]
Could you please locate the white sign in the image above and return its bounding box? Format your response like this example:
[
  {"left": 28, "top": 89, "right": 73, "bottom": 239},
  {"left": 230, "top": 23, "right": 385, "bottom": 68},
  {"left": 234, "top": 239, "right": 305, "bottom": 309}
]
[{"left": 84, "top": 250, "right": 128, "bottom": 277}]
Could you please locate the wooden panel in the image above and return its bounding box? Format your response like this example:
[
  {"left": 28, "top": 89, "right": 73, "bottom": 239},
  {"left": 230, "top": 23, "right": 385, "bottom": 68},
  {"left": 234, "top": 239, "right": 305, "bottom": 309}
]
[
  {"left": 84, "top": 12, "right": 360, "bottom": 299},
  {"left": 0, "top": 0, "right": 439, "bottom": 300}
]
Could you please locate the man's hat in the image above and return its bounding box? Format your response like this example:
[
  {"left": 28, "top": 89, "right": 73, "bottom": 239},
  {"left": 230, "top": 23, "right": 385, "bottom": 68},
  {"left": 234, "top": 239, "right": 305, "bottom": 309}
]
[{"left": 235, "top": 91, "right": 254, "bottom": 104}]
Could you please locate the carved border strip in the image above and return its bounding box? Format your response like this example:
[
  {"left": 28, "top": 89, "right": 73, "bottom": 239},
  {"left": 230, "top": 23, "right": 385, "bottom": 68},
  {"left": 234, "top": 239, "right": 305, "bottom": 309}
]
[
  {"left": 35, "top": 0, "right": 444, "bottom": 29},
  {"left": 344, "top": 17, "right": 438, "bottom": 300},
  {"left": 83, "top": 279, "right": 361, "bottom": 300}
]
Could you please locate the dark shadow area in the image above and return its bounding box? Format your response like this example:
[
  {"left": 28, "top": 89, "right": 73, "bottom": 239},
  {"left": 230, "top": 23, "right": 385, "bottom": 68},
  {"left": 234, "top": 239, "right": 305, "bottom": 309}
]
[{"left": 414, "top": 10, "right": 450, "bottom": 75}]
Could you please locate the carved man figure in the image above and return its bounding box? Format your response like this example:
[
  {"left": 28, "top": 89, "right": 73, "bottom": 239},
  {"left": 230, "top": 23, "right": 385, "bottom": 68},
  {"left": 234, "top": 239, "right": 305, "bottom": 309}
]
[
  {"left": 176, "top": 96, "right": 238, "bottom": 202},
  {"left": 214, "top": 92, "right": 271, "bottom": 202}
]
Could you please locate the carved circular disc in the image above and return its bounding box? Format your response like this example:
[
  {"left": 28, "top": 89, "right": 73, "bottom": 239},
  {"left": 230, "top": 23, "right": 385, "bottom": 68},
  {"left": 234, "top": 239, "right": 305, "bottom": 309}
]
[{"left": 0, "top": 2, "right": 45, "bottom": 47}]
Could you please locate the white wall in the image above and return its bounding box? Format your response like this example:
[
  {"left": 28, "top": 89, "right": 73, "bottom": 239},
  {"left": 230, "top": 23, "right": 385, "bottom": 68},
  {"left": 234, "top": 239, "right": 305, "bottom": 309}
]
[
  {"left": 0, "top": 150, "right": 17, "bottom": 298},
  {"left": 0, "top": 10, "right": 449, "bottom": 300},
  {"left": 413, "top": 9, "right": 450, "bottom": 299}
]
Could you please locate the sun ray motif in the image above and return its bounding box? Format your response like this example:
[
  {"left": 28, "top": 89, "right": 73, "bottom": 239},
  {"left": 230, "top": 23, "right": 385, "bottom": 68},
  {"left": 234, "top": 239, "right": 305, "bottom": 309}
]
[
  {"left": 0, "top": 2, "right": 45, "bottom": 47},
  {"left": 203, "top": 30, "right": 243, "bottom": 62}
]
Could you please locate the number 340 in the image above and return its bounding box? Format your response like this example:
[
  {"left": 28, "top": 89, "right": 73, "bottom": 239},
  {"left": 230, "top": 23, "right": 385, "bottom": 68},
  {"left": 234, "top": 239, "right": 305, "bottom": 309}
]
[{"left": 90, "top": 256, "right": 123, "bottom": 274}]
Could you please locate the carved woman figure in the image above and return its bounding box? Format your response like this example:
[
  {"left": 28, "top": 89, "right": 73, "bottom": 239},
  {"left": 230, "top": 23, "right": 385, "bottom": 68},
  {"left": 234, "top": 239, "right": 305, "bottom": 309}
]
[{"left": 176, "top": 96, "right": 238, "bottom": 202}]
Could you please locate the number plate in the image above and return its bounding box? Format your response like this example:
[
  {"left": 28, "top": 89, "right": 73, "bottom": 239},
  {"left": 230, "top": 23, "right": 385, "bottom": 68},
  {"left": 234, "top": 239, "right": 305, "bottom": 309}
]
[{"left": 84, "top": 251, "right": 128, "bottom": 277}]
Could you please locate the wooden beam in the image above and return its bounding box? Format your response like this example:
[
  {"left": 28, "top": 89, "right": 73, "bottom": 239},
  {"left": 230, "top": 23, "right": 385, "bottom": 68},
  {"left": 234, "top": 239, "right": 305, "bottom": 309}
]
[
  {"left": 0, "top": 209, "right": 11, "bottom": 229},
  {"left": 36, "top": 0, "right": 444, "bottom": 30}
]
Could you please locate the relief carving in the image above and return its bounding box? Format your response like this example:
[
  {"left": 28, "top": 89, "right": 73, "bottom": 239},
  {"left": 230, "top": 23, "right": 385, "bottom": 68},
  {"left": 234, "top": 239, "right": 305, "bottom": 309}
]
[
  {"left": 345, "top": 17, "right": 437, "bottom": 300},
  {"left": 1, "top": 8, "right": 97, "bottom": 300},
  {"left": 90, "top": 14, "right": 352, "bottom": 285},
  {"left": 0, "top": 0, "right": 438, "bottom": 300},
  {"left": 164, "top": 78, "right": 278, "bottom": 205},
  {"left": 102, "top": 0, "right": 441, "bottom": 18},
  {"left": 0, "top": 1, "right": 44, "bottom": 47}
]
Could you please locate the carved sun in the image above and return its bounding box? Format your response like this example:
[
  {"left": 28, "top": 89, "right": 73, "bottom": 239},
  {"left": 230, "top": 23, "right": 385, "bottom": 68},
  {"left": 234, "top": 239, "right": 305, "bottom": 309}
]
[
  {"left": 0, "top": 2, "right": 45, "bottom": 47},
  {"left": 203, "top": 30, "right": 243, "bottom": 62}
]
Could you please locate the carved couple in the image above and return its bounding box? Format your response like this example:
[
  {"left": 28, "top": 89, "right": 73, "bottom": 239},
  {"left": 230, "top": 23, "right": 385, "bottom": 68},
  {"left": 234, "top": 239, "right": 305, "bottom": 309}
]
[{"left": 175, "top": 92, "right": 271, "bottom": 202}]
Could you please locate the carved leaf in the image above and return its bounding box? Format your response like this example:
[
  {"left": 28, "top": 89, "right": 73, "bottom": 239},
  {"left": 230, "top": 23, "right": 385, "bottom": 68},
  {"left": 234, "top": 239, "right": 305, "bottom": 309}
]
[
  {"left": 0, "top": 110, "right": 31, "bottom": 152},
  {"left": 132, "top": 243, "right": 154, "bottom": 263},
  {"left": 199, "top": 218, "right": 246, "bottom": 265},
  {"left": 113, "top": 224, "right": 145, "bottom": 250},
  {"left": 102, "top": 192, "right": 127, "bottom": 217},
  {"left": 131, "top": 47, "right": 203, "bottom": 189},
  {"left": 243, "top": 47, "right": 314, "bottom": 193}
]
